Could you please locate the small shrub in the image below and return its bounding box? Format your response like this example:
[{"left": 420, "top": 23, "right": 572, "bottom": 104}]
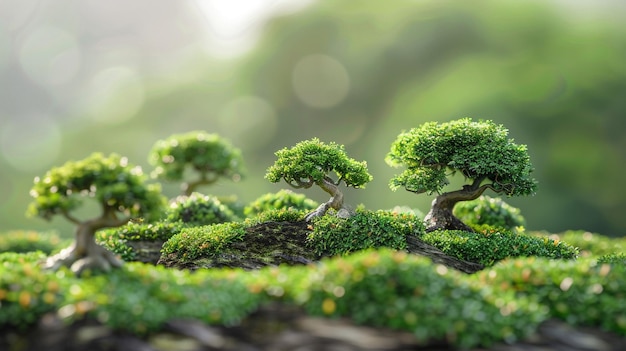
[
  {"left": 453, "top": 195, "right": 525, "bottom": 231},
  {"left": 166, "top": 192, "right": 240, "bottom": 225},
  {"left": 422, "top": 230, "right": 578, "bottom": 266},
  {"left": 244, "top": 189, "right": 318, "bottom": 218},
  {"left": 0, "top": 230, "right": 67, "bottom": 254},
  {"left": 160, "top": 223, "right": 247, "bottom": 262},
  {"left": 307, "top": 209, "right": 425, "bottom": 256},
  {"left": 473, "top": 257, "right": 626, "bottom": 335}
]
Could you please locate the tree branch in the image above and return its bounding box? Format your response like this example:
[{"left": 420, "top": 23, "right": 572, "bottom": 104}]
[
  {"left": 62, "top": 210, "right": 82, "bottom": 225},
  {"left": 288, "top": 178, "right": 314, "bottom": 189}
]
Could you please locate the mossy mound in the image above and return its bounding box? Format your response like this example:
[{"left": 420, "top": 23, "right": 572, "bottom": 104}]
[
  {"left": 159, "top": 208, "right": 425, "bottom": 270},
  {"left": 0, "top": 230, "right": 68, "bottom": 254}
]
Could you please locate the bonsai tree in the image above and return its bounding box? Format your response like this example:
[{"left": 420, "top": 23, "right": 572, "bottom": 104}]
[
  {"left": 386, "top": 118, "right": 537, "bottom": 232},
  {"left": 265, "top": 138, "right": 372, "bottom": 221},
  {"left": 27, "top": 153, "right": 165, "bottom": 274},
  {"left": 149, "top": 131, "right": 245, "bottom": 196}
]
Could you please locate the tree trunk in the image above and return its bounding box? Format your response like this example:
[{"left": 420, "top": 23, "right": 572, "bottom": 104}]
[
  {"left": 424, "top": 180, "right": 495, "bottom": 232},
  {"left": 45, "top": 215, "right": 127, "bottom": 275},
  {"left": 305, "top": 177, "right": 354, "bottom": 221}
]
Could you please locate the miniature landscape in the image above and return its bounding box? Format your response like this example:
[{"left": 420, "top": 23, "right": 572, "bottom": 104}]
[{"left": 1, "top": 122, "right": 626, "bottom": 350}]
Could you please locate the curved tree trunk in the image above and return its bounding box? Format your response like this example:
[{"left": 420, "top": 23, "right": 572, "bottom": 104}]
[
  {"left": 305, "top": 177, "right": 354, "bottom": 221},
  {"left": 45, "top": 211, "right": 128, "bottom": 275},
  {"left": 424, "top": 178, "right": 495, "bottom": 232}
]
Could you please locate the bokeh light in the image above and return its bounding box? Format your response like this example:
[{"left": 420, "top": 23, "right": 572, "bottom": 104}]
[{"left": 292, "top": 54, "right": 350, "bottom": 109}]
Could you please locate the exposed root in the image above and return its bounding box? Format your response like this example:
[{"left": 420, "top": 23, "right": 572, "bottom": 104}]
[
  {"left": 43, "top": 242, "right": 123, "bottom": 276},
  {"left": 305, "top": 202, "right": 355, "bottom": 222}
]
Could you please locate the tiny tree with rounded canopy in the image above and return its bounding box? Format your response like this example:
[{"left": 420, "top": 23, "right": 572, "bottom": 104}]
[
  {"left": 149, "top": 131, "right": 245, "bottom": 196},
  {"left": 386, "top": 118, "right": 537, "bottom": 232},
  {"left": 27, "top": 153, "right": 165, "bottom": 275},
  {"left": 266, "top": 138, "right": 372, "bottom": 221}
]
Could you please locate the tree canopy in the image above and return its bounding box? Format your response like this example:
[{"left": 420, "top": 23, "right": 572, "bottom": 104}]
[
  {"left": 28, "top": 152, "right": 164, "bottom": 223},
  {"left": 149, "top": 131, "right": 245, "bottom": 195},
  {"left": 265, "top": 138, "right": 372, "bottom": 189},
  {"left": 386, "top": 118, "right": 537, "bottom": 197}
]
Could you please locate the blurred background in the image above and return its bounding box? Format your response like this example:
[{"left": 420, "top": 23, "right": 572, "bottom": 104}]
[{"left": 1, "top": 0, "right": 624, "bottom": 237}]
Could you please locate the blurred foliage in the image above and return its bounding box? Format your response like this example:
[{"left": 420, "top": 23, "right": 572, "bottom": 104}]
[
  {"left": 0, "top": 230, "right": 68, "bottom": 254},
  {"left": 26, "top": 153, "right": 165, "bottom": 224},
  {"left": 473, "top": 257, "right": 626, "bottom": 335},
  {"left": 454, "top": 195, "right": 526, "bottom": 231},
  {"left": 149, "top": 131, "right": 245, "bottom": 196},
  {"left": 531, "top": 229, "right": 626, "bottom": 258},
  {"left": 2, "top": 0, "right": 625, "bottom": 237}
]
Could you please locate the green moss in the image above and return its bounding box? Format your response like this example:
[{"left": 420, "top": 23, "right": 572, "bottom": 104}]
[
  {"left": 0, "top": 252, "right": 261, "bottom": 334},
  {"left": 473, "top": 257, "right": 626, "bottom": 335},
  {"left": 166, "top": 192, "right": 240, "bottom": 225},
  {"left": 0, "top": 230, "right": 68, "bottom": 254},
  {"left": 421, "top": 230, "right": 578, "bottom": 266},
  {"left": 160, "top": 222, "right": 247, "bottom": 262},
  {"left": 307, "top": 209, "right": 424, "bottom": 256},
  {"left": 597, "top": 252, "right": 626, "bottom": 264},
  {"left": 244, "top": 189, "right": 318, "bottom": 218},
  {"left": 532, "top": 230, "right": 626, "bottom": 257},
  {"left": 237, "top": 249, "right": 546, "bottom": 348},
  {"left": 453, "top": 195, "right": 525, "bottom": 231},
  {"left": 96, "top": 221, "right": 186, "bottom": 261}
]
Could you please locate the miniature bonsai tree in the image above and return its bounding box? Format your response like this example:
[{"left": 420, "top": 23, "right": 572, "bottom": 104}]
[
  {"left": 386, "top": 118, "right": 537, "bottom": 232},
  {"left": 266, "top": 138, "right": 372, "bottom": 221},
  {"left": 27, "top": 152, "right": 165, "bottom": 274},
  {"left": 149, "top": 131, "right": 245, "bottom": 196}
]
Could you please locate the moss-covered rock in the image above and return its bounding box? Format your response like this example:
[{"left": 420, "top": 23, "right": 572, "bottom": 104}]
[
  {"left": 165, "top": 192, "right": 240, "bottom": 225},
  {"left": 453, "top": 195, "right": 526, "bottom": 231}
]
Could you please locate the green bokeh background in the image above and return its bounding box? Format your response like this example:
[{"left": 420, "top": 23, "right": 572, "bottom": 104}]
[{"left": 1, "top": 0, "right": 624, "bottom": 237}]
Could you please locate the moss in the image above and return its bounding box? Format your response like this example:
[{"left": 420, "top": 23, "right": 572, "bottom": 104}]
[
  {"left": 421, "top": 229, "right": 578, "bottom": 266},
  {"left": 473, "top": 257, "right": 626, "bottom": 335},
  {"left": 166, "top": 192, "right": 240, "bottom": 225},
  {"left": 244, "top": 189, "right": 318, "bottom": 218},
  {"left": 307, "top": 208, "right": 424, "bottom": 256},
  {"left": 0, "top": 230, "right": 68, "bottom": 254},
  {"left": 96, "top": 221, "right": 186, "bottom": 262},
  {"left": 532, "top": 230, "right": 626, "bottom": 257},
  {"left": 453, "top": 195, "right": 525, "bottom": 231}
]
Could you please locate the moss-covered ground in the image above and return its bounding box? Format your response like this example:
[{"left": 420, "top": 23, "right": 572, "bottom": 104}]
[{"left": 1, "top": 213, "right": 625, "bottom": 349}]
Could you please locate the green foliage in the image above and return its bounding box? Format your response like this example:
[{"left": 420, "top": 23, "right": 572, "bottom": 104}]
[
  {"left": 245, "top": 207, "right": 307, "bottom": 224},
  {"left": 0, "top": 252, "right": 70, "bottom": 330},
  {"left": 247, "top": 249, "right": 546, "bottom": 348},
  {"left": 0, "top": 231, "right": 68, "bottom": 254},
  {"left": 0, "top": 252, "right": 261, "bottom": 334},
  {"left": 453, "top": 195, "right": 526, "bottom": 231},
  {"left": 265, "top": 138, "right": 372, "bottom": 188},
  {"left": 165, "top": 192, "right": 240, "bottom": 225},
  {"left": 307, "top": 209, "right": 424, "bottom": 256},
  {"left": 244, "top": 189, "right": 318, "bottom": 218},
  {"left": 160, "top": 223, "right": 247, "bottom": 262},
  {"left": 473, "top": 257, "right": 626, "bottom": 335},
  {"left": 532, "top": 230, "right": 626, "bottom": 257},
  {"left": 96, "top": 221, "right": 186, "bottom": 261},
  {"left": 149, "top": 131, "right": 245, "bottom": 183},
  {"left": 597, "top": 253, "right": 626, "bottom": 264},
  {"left": 422, "top": 230, "right": 578, "bottom": 267},
  {"left": 27, "top": 152, "right": 165, "bottom": 223},
  {"left": 386, "top": 118, "right": 537, "bottom": 196}
]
